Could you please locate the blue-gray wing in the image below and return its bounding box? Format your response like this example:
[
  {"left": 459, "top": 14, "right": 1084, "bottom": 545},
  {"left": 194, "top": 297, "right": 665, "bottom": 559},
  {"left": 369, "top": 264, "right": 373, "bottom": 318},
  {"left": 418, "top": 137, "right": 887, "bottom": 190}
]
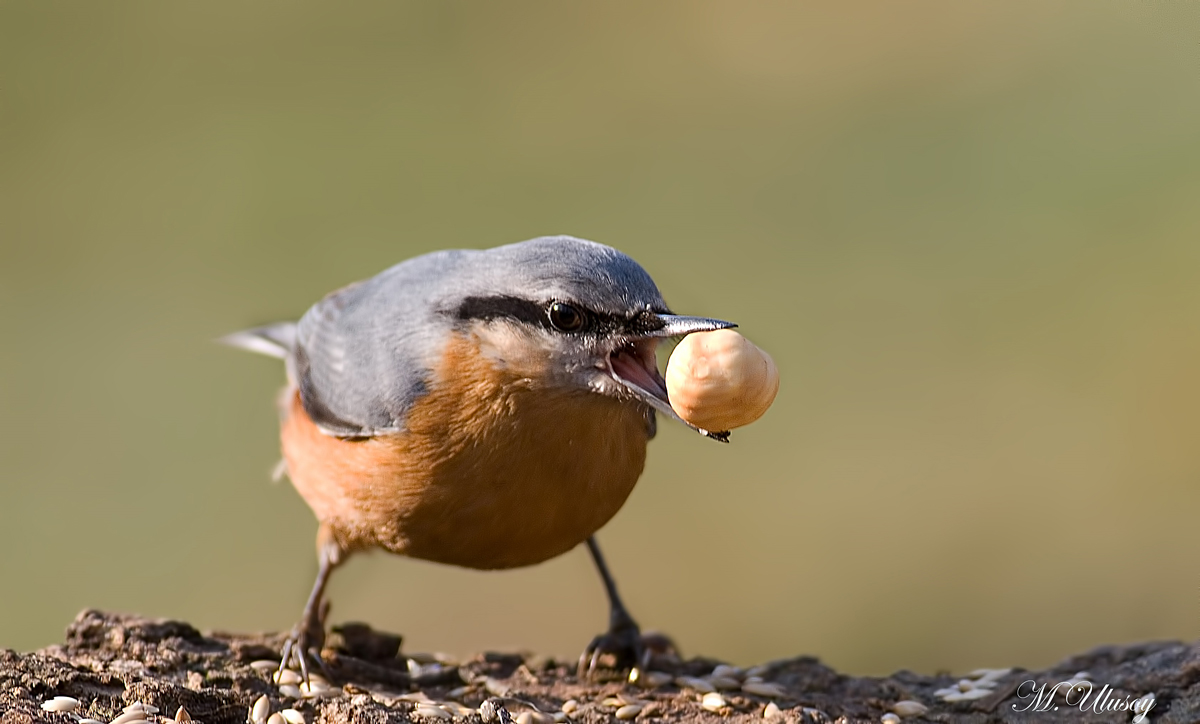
[{"left": 292, "top": 250, "right": 473, "bottom": 438}]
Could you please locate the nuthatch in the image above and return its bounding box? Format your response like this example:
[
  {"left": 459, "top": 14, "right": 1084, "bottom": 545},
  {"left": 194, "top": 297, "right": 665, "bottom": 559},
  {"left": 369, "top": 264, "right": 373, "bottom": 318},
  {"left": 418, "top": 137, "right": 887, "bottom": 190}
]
[{"left": 223, "top": 235, "right": 735, "bottom": 679}]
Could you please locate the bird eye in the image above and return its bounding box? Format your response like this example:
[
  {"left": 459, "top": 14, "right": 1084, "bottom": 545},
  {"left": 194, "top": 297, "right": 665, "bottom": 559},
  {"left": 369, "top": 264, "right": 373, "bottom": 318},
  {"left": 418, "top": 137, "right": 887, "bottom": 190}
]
[{"left": 548, "top": 302, "right": 585, "bottom": 332}]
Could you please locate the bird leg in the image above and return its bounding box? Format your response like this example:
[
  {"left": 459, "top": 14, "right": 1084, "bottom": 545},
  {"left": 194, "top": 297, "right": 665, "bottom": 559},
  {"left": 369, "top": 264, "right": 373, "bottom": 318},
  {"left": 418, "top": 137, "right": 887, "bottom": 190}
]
[
  {"left": 279, "top": 527, "right": 344, "bottom": 686},
  {"left": 578, "top": 535, "right": 652, "bottom": 678}
]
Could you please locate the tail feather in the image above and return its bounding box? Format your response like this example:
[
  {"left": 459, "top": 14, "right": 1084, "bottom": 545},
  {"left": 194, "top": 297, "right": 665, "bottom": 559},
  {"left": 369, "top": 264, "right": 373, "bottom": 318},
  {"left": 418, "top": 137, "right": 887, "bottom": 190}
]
[{"left": 219, "top": 322, "right": 297, "bottom": 360}]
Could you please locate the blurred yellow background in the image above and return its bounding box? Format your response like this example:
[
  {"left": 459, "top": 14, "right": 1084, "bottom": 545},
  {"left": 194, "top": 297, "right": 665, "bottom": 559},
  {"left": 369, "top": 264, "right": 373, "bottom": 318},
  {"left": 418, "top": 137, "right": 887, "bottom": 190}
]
[{"left": 3, "top": 2, "right": 1199, "bottom": 677}]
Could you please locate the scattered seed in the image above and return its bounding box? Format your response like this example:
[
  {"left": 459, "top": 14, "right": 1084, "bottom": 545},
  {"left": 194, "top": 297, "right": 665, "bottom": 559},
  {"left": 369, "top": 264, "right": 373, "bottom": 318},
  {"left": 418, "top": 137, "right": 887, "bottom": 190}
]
[
  {"left": 701, "top": 693, "right": 727, "bottom": 712},
  {"left": 529, "top": 712, "right": 556, "bottom": 724},
  {"left": 553, "top": 714, "right": 567, "bottom": 723},
  {"left": 956, "top": 680, "right": 974, "bottom": 692},
  {"left": 763, "top": 702, "right": 782, "bottom": 719},
  {"left": 251, "top": 660, "right": 281, "bottom": 673},
  {"left": 126, "top": 703, "right": 158, "bottom": 714},
  {"left": 416, "top": 704, "right": 452, "bottom": 720},
  {"left": 933, "top": 687, "right": 958, "bottom": 697},
  {"left": 708, "top": 675, "right": 742, "bottom": 691},
  {"left": 111, "top": 713, "right": 151, "bottom": 724},
  {"left": 278, "top": 685, "right": 302, "bottom": 699},
  {"left": 676, "top": 676, "right": 716, "bottom": 694},
  {"left": 279, "top": 709, "right": 306, "bottom": 724},
  {"left": 399, "top": 693, "right": 435, "bottom": 704},
  {"left": 561, "top": 699, "right": 579, "bottom": 715},
  {"left": 274, "top": 669, "right": 302, "bottom": 685},
  {"left": 41, "top": 697, "right": 80, "bottom": 713},
  {"left": 942, "top": 688, "right": 991, "bottom": 702},
  {"left": 712, "top": 665, "right": 742, "bottom": 680},
  {"left": 743, "top": 681, "right": 788, "bottom": 698},
  {"left": 299, "top": 681, "right": 329, "bottom": 698},
  {"left": 444, "top": 702, "right": 478, "bottom": 717},
  {"left": 79, "top": 719, "right": 107, "bottom": 724},
  {"left": 175, "top": 706, "right": 192, "bottom": 722},
  {"left": 485, "top": 678, "right": 510, "bottom": 698},
  {"left": 890, "top": 701, "right": 928, "bottom": 717},
  {"left": 268, "top": 714, "right": 287, "bottom": 724},
  {"left": 881, "top": 714, "right": 901, "bottom": 724},
  {"left": 616, "top": 704, "right": 644, "bottom": 720},
  {"left": 252, "top": 694, "right": 271, "bottom": 724}
]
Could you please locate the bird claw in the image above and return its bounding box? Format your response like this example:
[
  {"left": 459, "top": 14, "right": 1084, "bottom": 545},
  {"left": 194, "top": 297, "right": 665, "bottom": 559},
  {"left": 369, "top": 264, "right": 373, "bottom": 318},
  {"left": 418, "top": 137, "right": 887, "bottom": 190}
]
[
  {"left": 577, "top": 621, "right": 650, "bottom": 679},
  {"left": 277, "top": 614, "right": 333, "bottom": 687}
]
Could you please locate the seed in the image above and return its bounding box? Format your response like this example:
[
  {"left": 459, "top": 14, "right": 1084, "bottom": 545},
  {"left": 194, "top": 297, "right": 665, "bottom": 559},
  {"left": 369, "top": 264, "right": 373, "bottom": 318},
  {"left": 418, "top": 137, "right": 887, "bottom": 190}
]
[
  {"left": 942, "top": 688, "right": 991, "bottom": 702},
  {"left": 251, "top": 660, "right": 281, "bottom": 672},
  {"left": 79, "top": 720, "right": 107, "bottom": 724},
  {"left": 529, "top": 712, "right": 556, "bottom": 724},
  {"left": 274, "top": 669, "right": 302, "bottom": 685},
  {"left": 446, "top": 687, "right": 470, "bottom": 700},
  {"left": 561, "top": 699, "right": 579, "bottom": 715},
  {"left": 712, "top": 665, "right": 742, "bottom": 680},
  {"left": 676, "top": 676, "right": 716, "bottom": 693},
  {"left": 111, "top": 713, "right": 151, "bottom": 724},
  {"left": 485, "top": 678, "right": 510, "bottom": 698},
  {"left": 708, "top": 676, "right": 743, "bottom": 691},
  {"left": 300, "top": 681, "right": 329, "bottom": 698},
  {"left": 890, "top": 701, "right": 928, "bottom": 717},
  {"left": 743, "top": 681, "right": 788, "bottom": 698},
  {"left": 278, "top": 685, "right": 302, "bottom": 699},
  {"left": 666, "top": 329, "right": 780, "bottom": 431},
  {"left": 553, "top": 715, "right": 567, "bottom": 723},
  {"left": 417, "top": 704, "right": 452, "bottom": 720},
  {"left": 41, "top": 697, "right": 80, "bottom": 713},
  {"left": 399, "top": 693, "right": 435, "bottom": 704},
  {"left": 175, "top": 706, "right": 193, "bottom": 722},
  {"left": 701, "top": 693, "right": 727, "bottom": 712},
  {"left": 615, "top": 705, "right": 643, "bottom": 720},
  {"left": 443, "top": 703, "right": 477, "bottom": 717},
  {"left": 763, "top": 702, "right": 782, "bottom": 719},
  {"left": 635, "top": 671, "right": 673, "bottom": 689},
  {"left": 125, "top": 703, "right": 158, "bottom": 714},
  {"left": 881, "top": 714, "right": 901, "bottom": 724},
  {"left": 252, "top": 694, "right": 271, "bottom": 724},
  {"left": 268, "top": 714, "right": 287, "bottom": 724},
  {"left": 280, "top": 710, "right": 306, "bottom": 724}
]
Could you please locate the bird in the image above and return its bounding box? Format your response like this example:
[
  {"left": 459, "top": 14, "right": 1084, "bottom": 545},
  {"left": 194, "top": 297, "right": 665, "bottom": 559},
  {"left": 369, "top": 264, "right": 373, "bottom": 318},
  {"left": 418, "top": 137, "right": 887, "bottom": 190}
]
[{"left": 222, "top": 235, "right": 735, "bottom": 681}]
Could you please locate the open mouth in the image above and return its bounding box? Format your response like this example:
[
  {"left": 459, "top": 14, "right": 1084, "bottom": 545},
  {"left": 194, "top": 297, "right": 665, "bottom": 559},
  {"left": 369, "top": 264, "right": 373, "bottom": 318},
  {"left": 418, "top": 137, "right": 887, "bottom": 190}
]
[{"left": 606, "top": 340, "right": 731, "bottom": 442}]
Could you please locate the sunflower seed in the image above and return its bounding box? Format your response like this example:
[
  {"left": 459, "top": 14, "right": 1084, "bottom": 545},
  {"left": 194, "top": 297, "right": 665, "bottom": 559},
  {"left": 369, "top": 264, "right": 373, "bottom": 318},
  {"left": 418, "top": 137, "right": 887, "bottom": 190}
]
[
  {"left": 701, "top": 693, "right": 727, "bottom": 712},
  {"left": 942, "top": 688, "right": 991, "bottom": 702},
  {"left": 280, "top": 710, "right": 306, "bottom": 724},
  {"left": 252, "top": 694, "right": 271, "bottom": 724},
  {"left": 890, "top": 701, "right": 928, "bottom": 717},
  {"left": 268, "top": 714, "right": 287, "bottom": 724},
  {"left": 126, "top": 703, "right": 158, "bottom": 714},
  {"left": 743, "top": 681, "right": 788, "bottom": 698},
  {"left": 416, "top": 704, "right": 452, "bottom": 720},
  {"left": 278, "top": 685, "right": 302, "bottom": 699},
  {"left": 676, "top": 676, "right": 716, "bottom": 693},
  {"left": 561, "top": 699, "right": 579, "bottom": 715},
  {"left": 763, "top": 702, "right": 783, "bottom": 719},
  {"left": 881, "top": 714, "right": 901, "bottom": 724},
  {"left": 175, "top": 706, "right": 193, "bottom": 722},
  {"left": 443, "top": 703, "right": 477, "bottom": 717},
  {"left": 553, "top": 714, "right": 567, "bottom": 723},
  {"left": 251, "top": 660, "right": 281, "bottom": 673},
  {"left": 274, "top": 669, "right": 302, "bottom": 685},
  {"left": 41, "top": 697, "right": 80, "bottom": 713},
  {"left": 111, "top": 713, "right": 151, "bottom": 724},
  {"left": 615, "top": 704, "right": 644, "bottom": 720},
  {"left": 709, "top": 676, "right": 742, "bottom": 691},
  {"left": 399, "top": 693, "right": 435, "bottom": 703},
  {"left": 79, "top": 720, "right": 107, "bottom": 724}
]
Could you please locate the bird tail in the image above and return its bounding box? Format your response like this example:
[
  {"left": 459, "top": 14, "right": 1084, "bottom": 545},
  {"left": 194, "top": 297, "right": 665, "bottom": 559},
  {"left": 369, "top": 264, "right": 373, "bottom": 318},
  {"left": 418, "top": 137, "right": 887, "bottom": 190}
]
[{"left": 219, "top": 322, "right": 297, "bottom": 359}]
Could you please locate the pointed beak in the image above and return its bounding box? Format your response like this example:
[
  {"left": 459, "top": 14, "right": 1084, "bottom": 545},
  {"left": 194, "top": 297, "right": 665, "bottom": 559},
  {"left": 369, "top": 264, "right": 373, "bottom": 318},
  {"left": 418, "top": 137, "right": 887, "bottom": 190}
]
[
  {"left": 605, "top": 312, "right": 737, "bottom": 442},
  {"left": 638, "top": 313, "right": 737, "bottom": 338}
]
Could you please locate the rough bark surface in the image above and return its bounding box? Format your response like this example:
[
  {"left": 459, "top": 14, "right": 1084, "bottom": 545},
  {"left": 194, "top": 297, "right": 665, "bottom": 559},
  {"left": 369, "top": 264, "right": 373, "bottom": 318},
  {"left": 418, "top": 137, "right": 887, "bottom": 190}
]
[{"left": 2, "top": 611, "right": 1197, "bottom": 724}]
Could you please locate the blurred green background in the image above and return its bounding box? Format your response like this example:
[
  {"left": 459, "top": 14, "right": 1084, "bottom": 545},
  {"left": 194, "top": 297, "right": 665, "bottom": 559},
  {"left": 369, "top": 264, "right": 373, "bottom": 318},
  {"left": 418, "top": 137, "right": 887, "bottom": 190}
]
[{"left": 3, "top": 2, "right": 1200, "bottom": 677}]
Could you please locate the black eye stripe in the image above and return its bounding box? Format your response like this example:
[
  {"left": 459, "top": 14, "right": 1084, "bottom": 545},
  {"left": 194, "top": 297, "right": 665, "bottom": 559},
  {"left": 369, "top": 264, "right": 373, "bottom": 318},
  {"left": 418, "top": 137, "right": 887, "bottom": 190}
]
[{"left": 452, "top": 294, "right": 659, "bottom": 337}]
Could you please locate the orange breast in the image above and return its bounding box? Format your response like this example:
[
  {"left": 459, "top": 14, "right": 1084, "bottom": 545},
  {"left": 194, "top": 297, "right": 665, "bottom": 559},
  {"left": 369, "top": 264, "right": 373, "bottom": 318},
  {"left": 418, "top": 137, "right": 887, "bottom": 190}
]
[{"left": 280, "top": 333, "right": 650, "bottom": 569}]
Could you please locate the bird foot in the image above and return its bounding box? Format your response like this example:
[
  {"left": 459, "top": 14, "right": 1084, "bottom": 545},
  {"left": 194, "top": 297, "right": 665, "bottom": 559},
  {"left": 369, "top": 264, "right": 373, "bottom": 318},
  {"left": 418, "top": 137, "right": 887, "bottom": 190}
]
[
  {"left": 277, "top": 605, "right": 334, "bottom": 687},
  {"left": 578, "top": 621, "right": 675, "bottom": 679}
]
